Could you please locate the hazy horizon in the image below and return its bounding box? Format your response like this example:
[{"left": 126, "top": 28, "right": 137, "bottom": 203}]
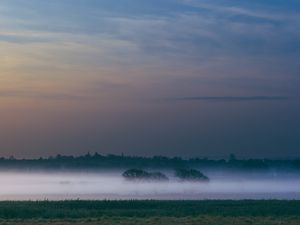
[
  {"left": 0, "top": 170, "right": 300, "bottom": 200},
  {"left": 1, "top": 153, "right": 300, "bottom": 161}
]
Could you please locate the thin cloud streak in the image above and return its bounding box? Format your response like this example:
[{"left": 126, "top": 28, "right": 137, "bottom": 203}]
[{"left": 174, "top": 96, "right": 290, "bottom": 102}]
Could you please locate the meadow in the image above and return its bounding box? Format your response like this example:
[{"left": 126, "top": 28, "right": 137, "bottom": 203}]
[{"left": 0, "top": 200, "right": 299, "bottom": 224}]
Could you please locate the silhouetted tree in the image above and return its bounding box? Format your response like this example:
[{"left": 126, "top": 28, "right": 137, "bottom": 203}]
[
  {"left": 175, "top": 169, "right": 209, "bottom": 182},
  {"left": 122, "top": 169, "right": 169, "bottom": 181}
]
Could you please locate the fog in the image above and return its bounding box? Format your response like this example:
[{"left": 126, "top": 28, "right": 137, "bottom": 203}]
[{"left": 1, "top": 171, "right": 300, "bottom": 200}]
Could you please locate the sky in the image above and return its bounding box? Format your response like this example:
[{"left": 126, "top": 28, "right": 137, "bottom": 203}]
[{"left": 0, "top": 0, "right": 300, "bottom": 158}]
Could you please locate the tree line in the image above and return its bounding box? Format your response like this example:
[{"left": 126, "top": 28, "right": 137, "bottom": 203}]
[{"left": 0, "top": 153, "right": 299, "bottom": 171}]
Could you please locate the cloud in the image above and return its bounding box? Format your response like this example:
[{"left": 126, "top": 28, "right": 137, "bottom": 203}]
[
  {"left": 173, "top": 96, "right": 290, "bottom": 102},
  {"left": 1, "top": 1, "right": 299, "bottom": 95},
  {"left": 183, "top": 0, "right": 283, "bottom": 21}
]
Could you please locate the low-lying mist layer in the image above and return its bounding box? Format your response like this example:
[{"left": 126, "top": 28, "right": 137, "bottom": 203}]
[{"left": 1, "top": 171, "right": 300, "bottom": 200}]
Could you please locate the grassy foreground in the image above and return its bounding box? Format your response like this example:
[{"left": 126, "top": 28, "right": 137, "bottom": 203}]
[{"left": 0, "top": 200, "right": 299, "bottom": 224}]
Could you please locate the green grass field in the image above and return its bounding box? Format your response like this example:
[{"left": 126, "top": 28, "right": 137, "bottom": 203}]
[{"left": 0, "top": 200, "right": 299, "bottom": 224}]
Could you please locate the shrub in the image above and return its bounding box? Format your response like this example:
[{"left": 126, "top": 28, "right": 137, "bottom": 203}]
[
  {"left": 175, "top": 169, "right": 209, "bottom": 182},
  {"left": 122, "top": 169, "right": 169, "bottom": 181}
]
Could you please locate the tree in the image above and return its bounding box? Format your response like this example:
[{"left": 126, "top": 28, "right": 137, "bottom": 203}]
[
  {"left": 122, "top": 169, "right": 169, "bottom": 181},
  {"left": 175, "top": 169, "right": 209, "bottom": 182}
]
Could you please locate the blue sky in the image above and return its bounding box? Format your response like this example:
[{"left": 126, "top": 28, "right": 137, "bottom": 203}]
[{"left": 0, "top": 0, "right": 300, "bottom": 158}]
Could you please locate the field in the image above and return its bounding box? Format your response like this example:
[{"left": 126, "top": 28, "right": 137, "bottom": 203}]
[{"left": 0, "top": 200, "right": 299, "bottom": 224}]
